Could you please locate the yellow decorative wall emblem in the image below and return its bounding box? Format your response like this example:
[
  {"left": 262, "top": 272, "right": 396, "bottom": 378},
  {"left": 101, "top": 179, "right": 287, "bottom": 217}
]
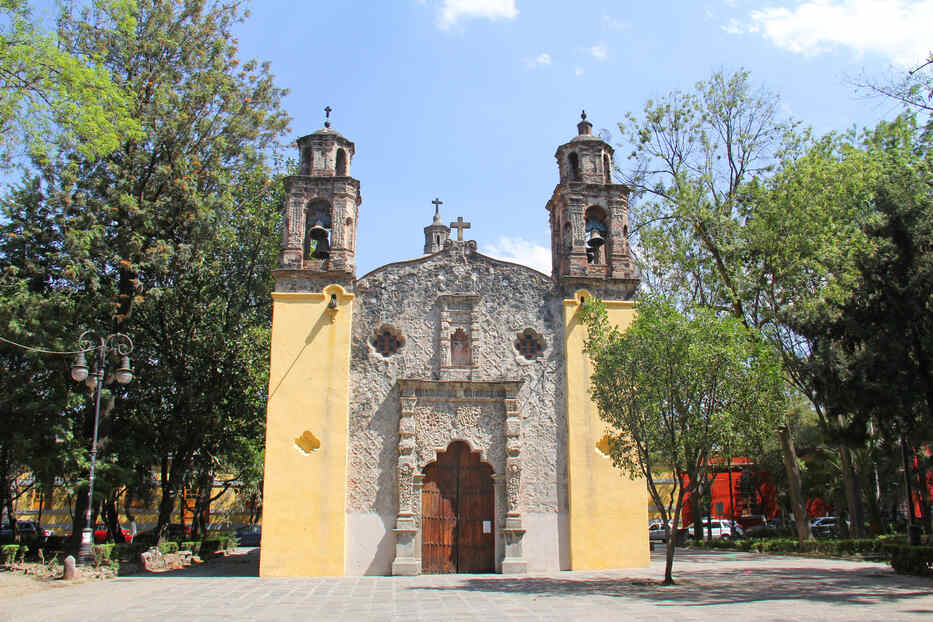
[
  {"left": 595, "top": 434, "right": 613, "bottom": 457},
  {"left": 295, "top": 430, "right": 321, "bottom": 454}
]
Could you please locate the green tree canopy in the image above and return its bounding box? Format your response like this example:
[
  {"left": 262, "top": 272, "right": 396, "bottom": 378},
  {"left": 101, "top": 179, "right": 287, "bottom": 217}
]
[
  {"left": 581, "top": 295, "right": 785, "bottom": 584},
  {"left": 0, "top": 0, "right": 141, "bottom": 166}
]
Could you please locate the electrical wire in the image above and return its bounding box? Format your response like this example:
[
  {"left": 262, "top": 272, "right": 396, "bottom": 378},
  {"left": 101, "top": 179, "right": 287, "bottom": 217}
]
[{"left": 0, "top": 335, "right": 100, "bottom": 356}]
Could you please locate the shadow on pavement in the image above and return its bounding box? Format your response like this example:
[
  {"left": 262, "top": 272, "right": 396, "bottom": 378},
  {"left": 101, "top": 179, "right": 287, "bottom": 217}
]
[
  {"left": 411, "top": 550, "right": 933, "bottom": 609},
  {"left": 136, "top": 547, "right": 260, "bottom": 578}
]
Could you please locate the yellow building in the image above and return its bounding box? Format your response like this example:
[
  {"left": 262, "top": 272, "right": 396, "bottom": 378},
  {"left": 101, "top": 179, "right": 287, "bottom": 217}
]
[{"left": 261, "top": 113, "right": 647, "bottom": 577}]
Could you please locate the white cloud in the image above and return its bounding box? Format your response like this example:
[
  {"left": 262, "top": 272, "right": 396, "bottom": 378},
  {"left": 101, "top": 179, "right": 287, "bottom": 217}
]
[
  {"left": 437, "top": 0, "right": 519, "bottom": 30},
  {"left": 589, "top": 43, "right": 609, "bottom": 61},
  {"left": 575, "top": 66, "right": 585, "bottom": 76},
  {"left": 525, "top": 52, "right": 552, "bottom": 68},
  {"left": 482, "top": 236, "right": 551, "bottom": 274},
  {"left": 601, "top": 15, "right": 629, "bottom": 31},
  {"left": 730, "top": 0, "right": 933, "bottom": 66}
]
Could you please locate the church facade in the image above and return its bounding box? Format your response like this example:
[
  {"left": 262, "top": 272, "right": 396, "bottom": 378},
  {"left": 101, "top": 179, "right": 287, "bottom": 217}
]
[{"left": 259, "top": 114, "right": 648, "bottom": 577}]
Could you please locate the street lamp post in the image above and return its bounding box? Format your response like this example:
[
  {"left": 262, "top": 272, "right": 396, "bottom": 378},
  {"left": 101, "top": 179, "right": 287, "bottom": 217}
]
[{"left": 69, "top": 331, "right": 134, "bottom": 565}]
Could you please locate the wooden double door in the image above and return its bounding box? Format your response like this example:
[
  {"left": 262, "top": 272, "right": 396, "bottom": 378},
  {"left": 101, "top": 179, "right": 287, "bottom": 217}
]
[{"left": 421, "top": 441, "right": 495, "bottom": 573}]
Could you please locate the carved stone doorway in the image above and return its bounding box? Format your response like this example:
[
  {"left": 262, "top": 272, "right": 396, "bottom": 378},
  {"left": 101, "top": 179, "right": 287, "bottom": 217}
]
[{"left": 421, "top": 441, "right": 494, "bottom": 574}]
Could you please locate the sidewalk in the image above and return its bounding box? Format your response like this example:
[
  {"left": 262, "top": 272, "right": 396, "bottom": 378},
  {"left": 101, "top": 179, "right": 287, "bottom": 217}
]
[{"left": 3, "top": 546, "right": 931, "bottom": 621}]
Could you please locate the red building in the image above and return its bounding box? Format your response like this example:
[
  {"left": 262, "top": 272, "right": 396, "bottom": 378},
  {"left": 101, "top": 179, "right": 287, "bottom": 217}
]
[{"left": 680, "top": 458, "right": 779, "bottom": 528}]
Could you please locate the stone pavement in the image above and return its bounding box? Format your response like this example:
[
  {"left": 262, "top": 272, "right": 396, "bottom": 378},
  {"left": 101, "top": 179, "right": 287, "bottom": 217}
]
[{"left": 3, "top": 546, "right": 932, "bottom": 621}]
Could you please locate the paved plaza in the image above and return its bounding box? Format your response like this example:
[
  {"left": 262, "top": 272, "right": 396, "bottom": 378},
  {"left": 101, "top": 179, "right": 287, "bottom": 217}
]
[{"left": 2, "top": 547, "right": 932, "bottom": 621}]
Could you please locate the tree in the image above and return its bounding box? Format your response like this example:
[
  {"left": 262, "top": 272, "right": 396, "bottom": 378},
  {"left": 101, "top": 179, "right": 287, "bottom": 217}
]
[
  {"left": 789, "top": 116, "right": 933, "bottom": 537},
  {"left": 618, "top": 69, "right": 886, "bottom": 539},
  {"left": 0, "top": 0, "right": 289, "bottom": 542},
  {"left": 0, "top": 0, "right": 141, "bottom": 167},
  {"left": 581, "top": 295, "right": 785, "bottom": 584}
]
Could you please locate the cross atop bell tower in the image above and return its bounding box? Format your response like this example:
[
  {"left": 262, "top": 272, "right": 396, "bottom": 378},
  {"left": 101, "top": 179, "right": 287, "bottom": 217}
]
[
  {"left": 279, "top": 107, "right": 362, "bottom": 278},
  {"left": 423, "top": 197, "right": 450, "bottom": 254},
  {"left": 545, "top": 112, "right": 638, "bottom": 297}
]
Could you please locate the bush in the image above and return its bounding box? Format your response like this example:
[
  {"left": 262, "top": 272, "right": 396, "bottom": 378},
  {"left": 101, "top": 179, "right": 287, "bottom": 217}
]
[
  {"left": 2, "top": 544, "right": 22, "bottom": 565},
  {"left": 692, "top": 537, "right": 887, "bottom": 558},
  {"left": 177, "top": 540, "right": 202, "bottom": 555},
  {"left": 114, "top": 543, "right": 148, "bottom": 563},
  {"left": 200, "top": 535, "right": 237, "bottom": 555},
  {"left": 92, "top": 543, "right": 117, "bottom": 566},
  {"left": 884, "top": 544, "right": 933, "bottom": 576},
  {"left": 158, "top": 541, "right": 179, "bottom": 554}
]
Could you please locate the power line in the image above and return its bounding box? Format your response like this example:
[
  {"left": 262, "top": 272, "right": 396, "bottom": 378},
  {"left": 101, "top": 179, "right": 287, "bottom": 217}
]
[{"left": 0, "top": 335, "right": 99, "bottom": 356}]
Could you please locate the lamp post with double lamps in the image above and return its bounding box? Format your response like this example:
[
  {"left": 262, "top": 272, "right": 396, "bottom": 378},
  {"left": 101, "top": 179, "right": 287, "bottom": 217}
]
[{"left": 69, "top": 331, "right": 134, "bottom": 565}]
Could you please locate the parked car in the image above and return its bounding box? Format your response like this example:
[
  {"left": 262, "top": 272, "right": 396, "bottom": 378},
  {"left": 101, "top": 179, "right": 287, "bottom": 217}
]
[
  {"left": 648, "top": 521, "right": 669, "bottom": 542},
  {"left": 697, "top": 518, "right": 743, "bottom": 539},
  {"left": 0, "top": 521, "right": 50, "bottom": 545},
  {"left": 67, "top": 523, "right": 133, "bottom": 543},
  {"left": 135, "top": 522, "right": 192, "bottom": 543},
  {"left": 811, "top": 516, "right": 846, "bottom": 538},
  {"left": 235, "top": 524, "right": 261, "bottom": 547}
]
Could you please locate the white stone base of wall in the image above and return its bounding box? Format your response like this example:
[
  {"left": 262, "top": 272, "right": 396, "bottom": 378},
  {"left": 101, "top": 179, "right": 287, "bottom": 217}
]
[
  {"left": 346, "top": 512, "right": 397, "bottom": 576},
  {"left": 345, "top": 510, "right": 569, "bottom": 575}
]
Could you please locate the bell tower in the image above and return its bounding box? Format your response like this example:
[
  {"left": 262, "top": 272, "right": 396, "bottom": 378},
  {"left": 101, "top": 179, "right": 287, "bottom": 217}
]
[
  {"left": 546, "top": 111, "right": 638, "bottom": 297},
  {"left": 280, "top": 107, "right": 361, "bottom": 278}
]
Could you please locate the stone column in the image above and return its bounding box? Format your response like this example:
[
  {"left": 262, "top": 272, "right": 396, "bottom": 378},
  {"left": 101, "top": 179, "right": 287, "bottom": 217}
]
[
  {"left": 501, "top": 391, "right": 527, "bottom": 573},
  {"left": 392, "top": 387, "right": 420, "bottom": 576},
  {"left": 492, "top": 474, "right": 506, "bottom": 573}
]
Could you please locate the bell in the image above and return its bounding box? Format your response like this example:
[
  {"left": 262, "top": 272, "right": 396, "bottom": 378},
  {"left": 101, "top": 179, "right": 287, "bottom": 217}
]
[
  {"left": 309, "top": 222, "right": 328, "bottom": 242},
  {"left": 308, "top": 221, "right": 330, "bottom": 259},
  {"left": 587, "top": 229, "right": 605, "bottom": 250}
]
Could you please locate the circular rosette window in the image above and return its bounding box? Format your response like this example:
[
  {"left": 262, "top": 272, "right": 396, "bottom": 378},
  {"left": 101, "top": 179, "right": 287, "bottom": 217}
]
[
  {"left": 371, "top": 324, "right": 405, "bottom": 358},
  {"left": 514, "top": 328, "right": 545, "bottom": 361}
]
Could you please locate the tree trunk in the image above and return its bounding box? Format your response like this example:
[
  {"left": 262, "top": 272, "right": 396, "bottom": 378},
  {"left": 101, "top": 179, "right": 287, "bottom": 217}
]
[
  {"left": 900, "top": 432, "right": 921, "bottom": 545},
  {"left": 778, "top": 427, "right": 812, "bottom": 541},
  {"left": 728, "top": 464, "right": 735, "bottom": 525},
  {"left": 916, "top": 460, "right": 932, "bottom": 535},
  {"left": 838, "top": 445, "right": 860, "bottom": 538},
  {"left": 664, "top": 490, "right": 687, "bottom": 586},
  {"left": 70, "top": 486, "right": 90, "bottom": 548}
]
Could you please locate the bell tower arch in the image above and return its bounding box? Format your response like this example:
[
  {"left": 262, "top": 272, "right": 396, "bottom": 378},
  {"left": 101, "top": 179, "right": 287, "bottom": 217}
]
[
  {"left": 546, "top": 111, "right": 638, "bottom": 297},
  {"left": 280, "top": 108, "right": 361, "bottom": 277}
]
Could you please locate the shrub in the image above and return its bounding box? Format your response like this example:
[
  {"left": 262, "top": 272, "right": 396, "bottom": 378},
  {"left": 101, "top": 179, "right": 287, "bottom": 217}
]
[
  {"left": 114, "top": 543, "right": 147, "bottom": 563},
  {"left": 884, "top": 544, "right": 933, "bottom": 576},
  {"left": 158, "top": 541, "right": 179, "bottom": 554},
  {"left": 178, "top": 540, "right": 202, "bottom": 555},
  {"left": 92, "top": 543, "right": 117, "bottom": 566},
  {"left": 201, "top": 535, "right": 237, "bottom": 555},
  {"left": 2, "top": 544, "right": 21, "bottom": 565}
]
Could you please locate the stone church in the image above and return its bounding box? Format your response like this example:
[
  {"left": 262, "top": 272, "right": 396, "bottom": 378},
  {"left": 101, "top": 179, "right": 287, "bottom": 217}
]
[{"left": 259, "top": 113, "right": 648, "bottom": 577}]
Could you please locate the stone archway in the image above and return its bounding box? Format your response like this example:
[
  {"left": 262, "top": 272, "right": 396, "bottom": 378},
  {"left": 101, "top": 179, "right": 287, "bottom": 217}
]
[
  {"left": 421, "top": 441, "right": 495, "bottom": 573},
  {"left": 391, "top": 379, "right": 527, "bottom": 576}
]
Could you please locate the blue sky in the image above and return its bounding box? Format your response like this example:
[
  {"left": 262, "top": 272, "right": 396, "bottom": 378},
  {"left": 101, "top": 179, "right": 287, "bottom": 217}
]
[{"left": 236, "top": 1, "right": 928, "bottom": 275}]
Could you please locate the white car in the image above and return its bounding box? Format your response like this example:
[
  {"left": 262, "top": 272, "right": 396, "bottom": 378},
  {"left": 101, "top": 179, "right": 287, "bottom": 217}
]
[{"left": 699, "top": 518, "right": 744, "bottom": 539}]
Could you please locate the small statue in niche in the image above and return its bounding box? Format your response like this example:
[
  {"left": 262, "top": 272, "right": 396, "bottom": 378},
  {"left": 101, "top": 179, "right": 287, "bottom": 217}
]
[{"left": 451, "top": 328, "right": 471, "bottom": 366}]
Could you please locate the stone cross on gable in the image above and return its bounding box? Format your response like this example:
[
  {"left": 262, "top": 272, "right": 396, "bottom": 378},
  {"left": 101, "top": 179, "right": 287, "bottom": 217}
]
[{"left": 450, "top": 216, "right": 471, "bottom": 241}]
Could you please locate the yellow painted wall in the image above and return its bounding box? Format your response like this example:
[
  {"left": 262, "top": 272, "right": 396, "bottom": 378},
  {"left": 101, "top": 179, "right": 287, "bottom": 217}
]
[
  {"left": 259, "top": 284, "right": 353, "bottom": 577},
  {"left": 563, "top": 289, "right": 649, "bottom": 569}
]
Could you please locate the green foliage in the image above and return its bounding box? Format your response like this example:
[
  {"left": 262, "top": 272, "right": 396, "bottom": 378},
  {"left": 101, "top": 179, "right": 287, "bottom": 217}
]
[
  {"left": 1, "top": 543, "right": 22, "bottom": 564},
  {"left": 789, "top": 116, "right": 933, "bottom": 440},
  {"left": 885, "top": 544, "right": 933, "bottom": 576},
  {"left": 177, "top": 540, "right": 201, "bottom": 555},
  {"left": 695, "top": 537, "right": 888, "bottom": 558},
  {"left": 199, "top": 534, "right": 237, "bottom": 555},
  {"left": 92, "top": 542, "right": 117, "bottom": 566},
  {"left": 157, "top": 541, "right": 179, "bottom": 554},
  {"left": 0, "top": 0, "right": 142, "bottom": 166},
  {"left": 0, "top": 0, "right": 287, "bottom": 539},
  {"left": 113, "top": 542, "right": 147, "bottom": 562},
  {"left": 581, "top": 294, "right": 785, "bottom": 582}
]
